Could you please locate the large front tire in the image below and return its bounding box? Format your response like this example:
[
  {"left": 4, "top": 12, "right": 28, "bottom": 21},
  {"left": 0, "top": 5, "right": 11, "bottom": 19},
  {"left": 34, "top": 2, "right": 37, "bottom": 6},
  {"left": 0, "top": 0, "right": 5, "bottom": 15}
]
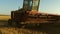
[{"left": 8, "top": 19, "right": 17, "bottom": 26}]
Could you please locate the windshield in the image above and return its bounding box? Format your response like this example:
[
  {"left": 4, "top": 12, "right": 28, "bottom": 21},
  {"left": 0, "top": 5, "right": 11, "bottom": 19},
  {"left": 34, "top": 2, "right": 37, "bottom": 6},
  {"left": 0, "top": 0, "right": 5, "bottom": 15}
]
[{"left": 33, "top": 1, "right": 38, "bottom": 6}]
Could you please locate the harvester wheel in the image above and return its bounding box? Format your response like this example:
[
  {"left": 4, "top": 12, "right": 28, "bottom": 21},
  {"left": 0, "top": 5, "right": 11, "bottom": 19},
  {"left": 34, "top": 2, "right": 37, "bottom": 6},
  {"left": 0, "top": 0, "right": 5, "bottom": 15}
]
[
  {"left": 8, "top": 19, "right": 12, "bottom": 26},
  {"left": 8, "top": 19, "right": 17, "bottom": 26}
]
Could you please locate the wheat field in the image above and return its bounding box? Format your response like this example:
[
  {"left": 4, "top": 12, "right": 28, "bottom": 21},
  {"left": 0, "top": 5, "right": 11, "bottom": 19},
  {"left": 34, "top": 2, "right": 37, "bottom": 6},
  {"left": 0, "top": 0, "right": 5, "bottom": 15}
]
[
  {"left": 0, "top": 27, "right": 47, "bottom": 34},
  {"left": 0, "top": 16, "right": 10, "bottom": 20}
]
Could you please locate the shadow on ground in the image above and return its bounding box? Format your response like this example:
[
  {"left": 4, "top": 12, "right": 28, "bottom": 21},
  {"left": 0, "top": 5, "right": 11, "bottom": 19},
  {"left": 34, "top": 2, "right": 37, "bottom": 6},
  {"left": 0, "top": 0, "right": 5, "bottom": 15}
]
[{"left": 24, "top": 23, "right": 60, "bottom": 34}]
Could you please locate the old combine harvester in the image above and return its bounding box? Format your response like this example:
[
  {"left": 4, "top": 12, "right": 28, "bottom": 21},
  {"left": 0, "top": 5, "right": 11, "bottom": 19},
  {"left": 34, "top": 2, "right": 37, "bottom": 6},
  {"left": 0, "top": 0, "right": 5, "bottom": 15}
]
[{"left": 8, "top": 0, "right": 60, "bottom": 27}]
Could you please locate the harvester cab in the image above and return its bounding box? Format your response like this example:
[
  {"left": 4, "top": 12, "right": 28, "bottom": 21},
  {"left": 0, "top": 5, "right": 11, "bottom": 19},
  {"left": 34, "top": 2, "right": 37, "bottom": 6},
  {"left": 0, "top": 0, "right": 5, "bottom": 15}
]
[{"left": 23, "top": 0, "right": 40, "bottom": 11}]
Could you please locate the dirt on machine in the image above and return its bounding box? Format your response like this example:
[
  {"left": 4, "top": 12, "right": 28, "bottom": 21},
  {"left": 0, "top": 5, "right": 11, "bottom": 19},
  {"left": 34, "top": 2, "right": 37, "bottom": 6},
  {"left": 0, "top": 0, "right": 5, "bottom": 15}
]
[{"left": 8, "top": 0, "right": 60, "bottom": 27}]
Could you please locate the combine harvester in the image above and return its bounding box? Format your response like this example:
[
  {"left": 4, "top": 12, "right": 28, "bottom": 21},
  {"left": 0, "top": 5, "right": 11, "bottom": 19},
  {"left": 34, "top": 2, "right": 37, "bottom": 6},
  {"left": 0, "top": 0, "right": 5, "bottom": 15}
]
[{"left": 8, "top": 0, "right": 60, "bottom": 27}]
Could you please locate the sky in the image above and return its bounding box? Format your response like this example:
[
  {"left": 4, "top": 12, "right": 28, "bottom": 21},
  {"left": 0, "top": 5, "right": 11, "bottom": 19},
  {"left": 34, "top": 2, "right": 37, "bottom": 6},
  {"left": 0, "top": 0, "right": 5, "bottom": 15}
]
[{"left": 0, "top": 0, "right": 60, "bottom": 15}]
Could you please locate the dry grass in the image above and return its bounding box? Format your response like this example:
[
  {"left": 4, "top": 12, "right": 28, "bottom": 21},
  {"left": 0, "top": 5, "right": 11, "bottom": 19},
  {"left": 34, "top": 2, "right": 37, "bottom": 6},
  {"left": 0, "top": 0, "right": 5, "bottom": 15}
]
[
  {"left": 0, "top": 16, "right": 10, "bottom": 20},
  {"left": 0, "top": 27, "right": 47, "bottom": 34}
]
